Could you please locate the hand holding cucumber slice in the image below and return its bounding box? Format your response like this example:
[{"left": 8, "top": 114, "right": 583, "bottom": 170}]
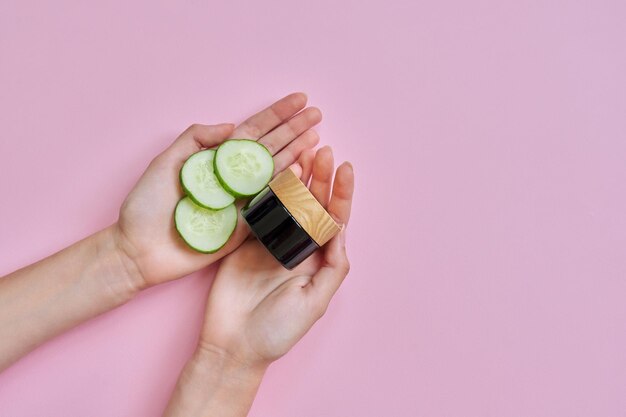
[
  {"left": 180, "top": 149, "right": 235, "bottom": 210},
  {"left": 214, "top": 139, "right": 274, "bottom": 197},
  {"left": 175, "top": 139, "right": 274, "bottom": 253},
  {"left": 174, "top": 197, "right": 238, "bottom": 253}
]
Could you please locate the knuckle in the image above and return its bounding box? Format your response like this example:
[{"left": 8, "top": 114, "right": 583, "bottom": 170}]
[
  {"left": 307, "top": 129, "right": 320, "bottom": 142},
  {"left": 149, "top": 154, "right": 165, "bottom": 168},
  {"left": 259, "top": 140, "right": 274, "bottom": 154},
  {"left": 281, "top": 147, "right": 294, "bottom": 162},
  {"left": 284, "top": 119, "right": 298, "bottom": 137},
  {"left": 187, "top": 123, "right": 201, "bottom": 134},
  {"left": 244, "top": 123, "right": 262, "bottom": 139}
]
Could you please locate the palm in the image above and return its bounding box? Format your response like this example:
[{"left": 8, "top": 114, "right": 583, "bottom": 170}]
[
  {"left": 115, "top": 93, "right": 322, "bottom": 287},
  {"left": 203, "top": 238, "right": 324, "bottom": 363},
  {"left": 118, "top": 157, "right": 250, "bottom": 286},
  {"left": 199, "top": 147, "right": 354, "bottom": 367}
]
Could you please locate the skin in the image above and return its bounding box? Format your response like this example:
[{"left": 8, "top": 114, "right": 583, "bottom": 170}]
[
  {"left": 0, "top": 93, "right": 355, "bottom": 416},
  {"left": 117, "top": 93, "right": 323, "bottom": 287},
  {"left": 0, "top": 92, "right": 321, "bottom": 370},
  {"left": 164, "top": 148, "right": 354, "bottom": 417}
]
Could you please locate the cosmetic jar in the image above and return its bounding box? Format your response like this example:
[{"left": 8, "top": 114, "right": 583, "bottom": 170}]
[{"left": 241, "top": 168, "right": 341, "bottom": 269}]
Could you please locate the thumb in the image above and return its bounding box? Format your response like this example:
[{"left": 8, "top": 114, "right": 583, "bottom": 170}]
[{"left": 164, "top": 123, "right": 235, "bottom": 161}]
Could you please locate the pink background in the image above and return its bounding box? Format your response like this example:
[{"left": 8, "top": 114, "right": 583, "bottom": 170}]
[{"left": 1, "top": 0, "right": 625, "bottom": 416}]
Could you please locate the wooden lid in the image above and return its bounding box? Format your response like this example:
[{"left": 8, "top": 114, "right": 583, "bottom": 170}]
[{"left": 269, "top": 168, "right": 341, "bottom": 246}]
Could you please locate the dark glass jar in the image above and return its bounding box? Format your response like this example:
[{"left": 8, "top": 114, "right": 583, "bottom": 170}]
[{"left": 241, "top": 187, "right": 319, "bottom": 270}]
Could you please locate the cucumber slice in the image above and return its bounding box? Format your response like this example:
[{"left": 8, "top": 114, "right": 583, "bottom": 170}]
[
  {"left": 180, "top": 149, "right": 235, "bottom": 210},
  {"left": 214, "top": 140, "right": 274, "bottom": 197},
  {"left": 174, "top": 197, "right": 237, "bottom": 253}
]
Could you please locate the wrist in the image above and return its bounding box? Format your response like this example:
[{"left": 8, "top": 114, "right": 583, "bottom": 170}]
[
  {"left": 163, "top": 342, "right": 267, "bottom": 417},
  {"left": 96, "top": 224, "right": 145, "bottom": 302},
  {"left": 192, "top": 341, "right": 268, "bottom": 384}
]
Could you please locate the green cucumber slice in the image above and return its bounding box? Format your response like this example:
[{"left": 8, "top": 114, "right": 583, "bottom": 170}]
[
  {"left": 180, "top": 149, "right": 235, "bottom": 210},
  {"left": 174, "top": 197, "right": 237, "bottom": 253},
  {"left": 214, "top": 139, "right": 274, "bottom": 197}
]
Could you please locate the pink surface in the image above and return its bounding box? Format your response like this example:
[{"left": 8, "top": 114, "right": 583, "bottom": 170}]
[{"left": 1, "top": 0, "right": 625, "bottom": 416}]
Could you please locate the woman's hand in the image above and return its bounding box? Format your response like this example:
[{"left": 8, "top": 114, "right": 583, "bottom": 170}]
[
  {"left": 163, "top": 147, "right": 353, "bottom": 416},
  {"left": 115, "top": 93, "right": 322, "bottom": 288},
  {"left": 198, "top": 146, "right": 354, "bottom": 368}
]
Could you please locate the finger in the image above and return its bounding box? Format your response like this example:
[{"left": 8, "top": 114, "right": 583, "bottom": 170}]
[
  {"left": 305, "top": 162, "right": 354, "bottom": 307},
  {"left": 163, "top": 123, "right": 235, "bottom": 162},
  {"left": 299, "top": 148, "right": 316, "bottom": 185},
  {"left": 272, "top": 129, "right": 320, "bottom": 175},
  {"left": 286, "top": 147, "right": 314, "bottom": 184},
  {"left": 304, "top": 231, "right": 350, "bottom": 315},
  {"left": 231, "top": 92, "right": 307, "bottom": 139},
  {"left": 309, "top": 146, "right": 334, "bottom": 207},
  {"left": 289, "top": 162, "right": 303, "bottom": 178},
  {"left": 327, "top": 162, "right": 354, "bottom": 226},
  {"left": 258, "top": 107, "right": 322, "bottom": 155}
]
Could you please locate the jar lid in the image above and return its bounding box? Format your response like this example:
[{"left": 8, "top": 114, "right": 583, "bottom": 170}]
[{"left": 269, "top": 168, "right": 341, "bottom": 246}]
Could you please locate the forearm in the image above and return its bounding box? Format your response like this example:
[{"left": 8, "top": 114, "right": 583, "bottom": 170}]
[
  {"left": 0, "top": 224, "right": 142, "bottom": 370},
  {"left": 163, "top": 345, "right": 267, "bottom": 417}
]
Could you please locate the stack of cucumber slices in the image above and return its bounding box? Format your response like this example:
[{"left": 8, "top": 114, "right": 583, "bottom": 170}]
[{"left": 175, "top": 139, "right": 274, "bottom": 253}]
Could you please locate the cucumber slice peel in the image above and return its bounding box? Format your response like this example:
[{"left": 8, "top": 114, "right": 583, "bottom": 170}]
[
  {"left": 214, "top": 139, "right": 274, "bottom": 198},
  {"left": 174, "top": 197, "right": 237, "bottom": 253},
  {"left": 180, "top": 149, "right": 235, "bottom": 210}
]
